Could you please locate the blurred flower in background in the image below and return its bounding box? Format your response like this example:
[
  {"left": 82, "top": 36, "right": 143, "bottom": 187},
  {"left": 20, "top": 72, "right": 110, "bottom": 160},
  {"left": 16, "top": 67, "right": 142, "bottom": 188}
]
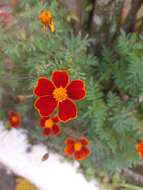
[
  {"left": 64, "top": 137, "right": 91, "bottom": 160},
  {"left": 8, "top": 111, "right": 21, "bottom": 128}
]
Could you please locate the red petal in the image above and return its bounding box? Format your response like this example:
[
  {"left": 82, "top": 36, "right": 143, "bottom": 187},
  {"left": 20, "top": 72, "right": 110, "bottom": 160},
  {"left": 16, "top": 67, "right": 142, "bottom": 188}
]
[
  {"left": 59, "top": 99, "right": 77, "bottom": 122},
  {"left": 43, "top": 128, "right": 51, "bottom": 136},
  {"left": 80, "top": 147, "right": 90, "bottom": 159},
  {"left": 67, "top": 80, "right": 86, "bottom": 100},
  {"left": 137, "top": 145, "right": 142, "bottom": 151},
  {"left": 34, "top": 77, "right": 55, "bottom": 96},
  {"left": 52, "top": 71, "right": 69, "bottom": 88},
  {"left": 74, "top": 147, "right": 90, "bottom": 160},
  {"left": 52, "top": 116, "right": 60, "bottom": 123},
  {"left": 52, "top": 125, "right": 61, "bottom": 136},
  {"left": 79, "top": 137, "right": 90, "bottom": 146},
  {"left": 74, "top": 151, "right": 82, "bottom": 160},
  {"left": 40, "top": 117, "right": 49, "bottom": 128},
  {"left": 64, "top": 144, "right": 74, "bottom": 156},
  {"left": 65, "top": 137, "right": 75, "bottom": 145},
  {"left": 34, "top": 96, "right": 57, "bottom": 117}
]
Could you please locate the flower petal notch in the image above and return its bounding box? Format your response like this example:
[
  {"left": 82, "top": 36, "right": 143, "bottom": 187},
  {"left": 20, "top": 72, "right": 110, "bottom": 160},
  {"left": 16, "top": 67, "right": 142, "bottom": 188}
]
[
  {"left": 8, "top": 111, "right": 21, "bottom": 128},
  {"left": 39, "top": 10, "right": 55, "bottom": 32},
  {"left": 40, "top": 116, "right": 61, "bottom": 136},
  {"left": 34, "top": 70, "right": 86, "bottom": 122},
  {"left": 64, "top": 137, "right": 90, "bottom": 160}
]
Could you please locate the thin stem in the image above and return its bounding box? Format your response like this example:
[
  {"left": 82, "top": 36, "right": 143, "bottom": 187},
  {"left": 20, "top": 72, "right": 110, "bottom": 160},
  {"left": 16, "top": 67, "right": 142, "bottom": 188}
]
[{"left": 117, "top": 183, "right": 143, "bottom": 190}]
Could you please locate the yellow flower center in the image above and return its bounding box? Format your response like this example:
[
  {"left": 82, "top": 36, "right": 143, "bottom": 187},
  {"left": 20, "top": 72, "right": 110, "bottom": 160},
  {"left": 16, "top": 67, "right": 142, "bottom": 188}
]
[
  {"left": 44, "top": 119, "right": 53, "bottom": 128},
  {"left": 11, "top": 116, "right": 18, "bottom": 122},
  {"left": 74, "top": 142, "right": 82, "bottom": 151},
  {"left": 53, "top": 87, "right": 68, "bottom": 102}
]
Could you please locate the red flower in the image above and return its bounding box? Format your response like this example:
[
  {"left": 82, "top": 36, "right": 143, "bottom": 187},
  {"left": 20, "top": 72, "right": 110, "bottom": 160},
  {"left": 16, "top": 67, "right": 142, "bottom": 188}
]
[
  {"left": 40, "top": 116, "right": 61, "bottom": 136},
  {"left": 8, "top": 111, "right": 21, "bottom": 128},
  {"left": 136, "top": 141, "right": 143, "bottom": 159},
  {"left": 64, "top": 137, "right": 90, "bottom": 160},
  {"left": 34, "top": 71, "right": 86, "bottom": 122}
]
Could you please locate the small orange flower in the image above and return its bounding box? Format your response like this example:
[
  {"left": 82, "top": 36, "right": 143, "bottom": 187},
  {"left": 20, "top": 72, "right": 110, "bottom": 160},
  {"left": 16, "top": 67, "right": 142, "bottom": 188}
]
[
  {"left": 8, "top": 111, "right": 21, "bottom": 128},
  {"left": 40, "top": 116, "right": 61, "bottom": 136},
  {"left": 64, "top": 137, "right": 90, "bottom": 160},
  {"left": 39, "top": 10, "right": 55, "bottom": 32},
  {"left": 136, "top": 141, "right": 143, "bottom": 159}
]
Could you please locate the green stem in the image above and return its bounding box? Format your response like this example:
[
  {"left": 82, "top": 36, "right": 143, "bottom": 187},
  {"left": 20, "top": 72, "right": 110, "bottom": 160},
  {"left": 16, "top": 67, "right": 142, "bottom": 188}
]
[{"left": 117, "top": 183, "right": 143, "bottom": 190}]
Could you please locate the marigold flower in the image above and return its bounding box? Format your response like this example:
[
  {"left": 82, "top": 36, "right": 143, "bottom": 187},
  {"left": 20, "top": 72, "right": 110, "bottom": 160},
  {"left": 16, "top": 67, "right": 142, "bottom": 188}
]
[
  {"left": 34, "top": 70, "right": 86, "bottom": 122},
  {"left": 8, "top": 111, "right": 21, "bottom": 128},
  {"left": 40, "top": 116, "right": 61, "bottom": 136},
  {"left": 136, "top": 141, "right": 143, "bottom": 159},
  {"left": 39, "top": 10, "right": 55, "bottom": 32},
  {"left": 64, "top": 137, "right": 90, "bottom": 160}
]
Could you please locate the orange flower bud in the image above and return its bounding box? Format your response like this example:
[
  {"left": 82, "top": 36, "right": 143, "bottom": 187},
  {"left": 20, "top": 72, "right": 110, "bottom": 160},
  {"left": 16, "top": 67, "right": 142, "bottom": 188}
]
[{"left": 39, "top": 10, "right": 55, "bottom": 32}]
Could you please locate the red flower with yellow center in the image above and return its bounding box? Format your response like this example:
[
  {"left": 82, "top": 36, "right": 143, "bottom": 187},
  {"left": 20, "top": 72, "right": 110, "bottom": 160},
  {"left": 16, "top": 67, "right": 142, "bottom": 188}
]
[
  {"left": 40, "top": 116, "right": 61, "bottom": 136},
  {"left": 136, "top": 141, "right": 143, "bottom": 159},
  {"left": 34, "top": 70, "right": 86, "bottom": 122},
  {"left": 8, "top": 111, "right": 21, "bottom": 128},
  {"left": 39, "top": 10, "right": 55, "bottom": 32},
  {"left": 64, "top": 137, "right": 90, "bottom": 160}
]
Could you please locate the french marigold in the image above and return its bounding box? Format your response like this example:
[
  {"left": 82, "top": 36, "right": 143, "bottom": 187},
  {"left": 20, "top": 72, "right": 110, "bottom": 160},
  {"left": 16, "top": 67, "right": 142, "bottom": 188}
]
[
  {"left": 136, "top": 141, "right": 143, "bottom": 159},
  {"left": 8, "top": 111, "right": 21, "bottom": 128},
  {"left": 34, "top": 70, "right": 86, "bottom": 122},
  {"left": 40, "top": 116, "right": 61, "bottom": 136},
  {"left": 64, "top": 137, "right": 90, "bottom": 160},
  {"left": 39, "top": 10, "right": 55, "bottom": 32}
]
